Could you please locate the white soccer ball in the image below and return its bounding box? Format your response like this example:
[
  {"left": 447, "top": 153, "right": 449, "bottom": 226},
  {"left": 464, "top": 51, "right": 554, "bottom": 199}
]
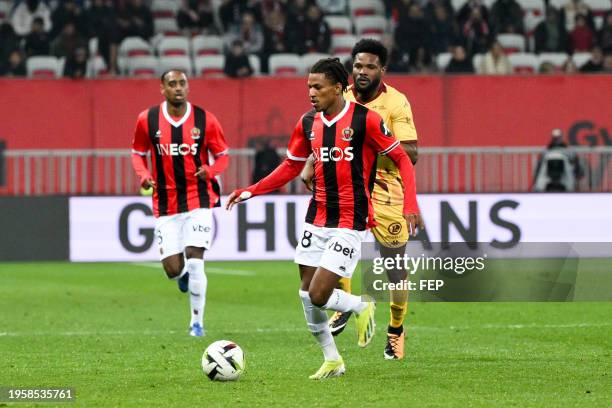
[{"left": 202, "top": 340, "right": 245, "bottom": 381}]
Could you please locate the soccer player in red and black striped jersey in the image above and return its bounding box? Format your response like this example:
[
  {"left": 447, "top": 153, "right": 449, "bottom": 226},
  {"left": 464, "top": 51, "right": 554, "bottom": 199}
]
[
  {"left": 226, "top": 58, "right": 423, "bottom": 379},
  {"left": 131, "top": 69, "right": 229, "bottom": 337}
]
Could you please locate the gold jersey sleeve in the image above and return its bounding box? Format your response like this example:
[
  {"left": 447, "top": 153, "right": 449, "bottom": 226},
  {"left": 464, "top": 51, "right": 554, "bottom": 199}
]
[{"left": 345, "top": 83, "right": 418, "bottom": 206}]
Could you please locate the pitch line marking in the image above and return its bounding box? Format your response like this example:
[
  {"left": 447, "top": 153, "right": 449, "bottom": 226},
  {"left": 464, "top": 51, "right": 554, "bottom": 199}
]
[
  {"left": 131, "top": 262, "right": 256, "bottom": 276},
  {"left": 1, "top": 323, "right": 610, "bottom": 337}
]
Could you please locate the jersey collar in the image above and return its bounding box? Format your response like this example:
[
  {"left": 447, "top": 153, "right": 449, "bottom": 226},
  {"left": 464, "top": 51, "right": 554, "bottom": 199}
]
[
  {"left": 320, "top": 100, "right": 351, "bottom": 127},
  {"left": 162, "top": 101, "right": 192, "bottom": 128}
]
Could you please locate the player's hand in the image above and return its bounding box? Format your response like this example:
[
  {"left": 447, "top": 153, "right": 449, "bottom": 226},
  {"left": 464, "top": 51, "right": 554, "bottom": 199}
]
[
  {"left": 225, "top": 189, "right": 253, "bottom": 211},
  {"left": 141, "top": 178, "right": 156, "bottom": 189},
  {"left": 300, "top": 155, "right": 315, "bottom": 192},
  {"left": 195, "top": 165, "right": 212, "bottom": 181},
  {"left": 404, "top": 213, "right": 424, "bottom": 236}
]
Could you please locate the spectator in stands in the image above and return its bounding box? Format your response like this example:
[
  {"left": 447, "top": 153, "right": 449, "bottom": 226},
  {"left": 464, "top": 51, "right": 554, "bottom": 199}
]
[
  {"left": 252, "top": 139, "right": 281, "bottom": 185},
  {"left": 460, "top": 6, "right": 491, "bottom": 55},
  {"left": 424, "top": 0, "right": 454, "bottom": 23},
  {"left": 220, "top": 0, "right": 263, "bottom": 32},
  {"left": 490, "top": 0, "right": 524, "bottom": 34},
  {"left": 457, "top": 0, "right": 489, "bottom": 28},
  {"left": 599, "top": 11, "right": 612, "bottom": 53},
  {"left": 284, "top": 0, "right": 309, "bottom": 54},
  {"left": 479, "top": 40, "right": 512, "bottom": 74},
  {"left": 83, "top": 0, "right": 119, "bottom": 75},
  {"left": 534, "top": 8, "right": 569, "bottom": 54},
  {"left": 24, "top": 17, "right": 51, "bottom": 56},
  {"left": 51, "top": 20, "right": 86, "bottom": 58},
  {"left": 316, "top": 0, "right": 346, "bottom": 16},
  {"left": 286, "top": 0, "right": 310, "bottom": 20},
  {"left": 50, "top": 0, "right": 85, "bottom": 39},
  {"left": 227, "top": 11, "right": 264, "bottom": 55},
  {"left": 559, "top": 0, "right": 594, "bottom": 32},
  {"left": 408, "top": 46, "right": 436, "bottom": 74},
  {"left": 445, "top": 44, "right": 474, "bottom": 73},
  {"left": 580, "top": 45, "right": 604, "bottom": 72},
  {"left": 395, "top": 3, "right": 432, "bottom": 57},
  {"left": 63, "top": 44, "right": 88, "bottom": 79},
  {"left": 0, "top": 50, "right": 27, "bottom": 77},
  {"left": 0, "top": 23, "right": 21, "bottom": 66},
  {"left": 224, "top": 39, "right": 254, "bottom": 77},
  {"left": 603, "top": 53, "right": 612, "bottom": 73},
  {"left": 538, "top": 60, "right": 556, "bottom": 73},
  {"left": 262, "top": 8, "right": 288, "bottom": 72},
  {"left": 177, "top": 0, "right": 219, "bottom": 36},
  {"left": 569, "top": 14, "right": 595, "bottom": 52},
  {"left": 383, "top": 35, "right": 410, "bottom": 73},
  {"left": 561, "top": 57, "right": 578, "bottom": 73},
  {"left": 10, "top": 0, "right": 52, "bottom": 36},
  {"left": 116, "top": 0, "right": 154, "bottom": 41},
  {"left": 429, "top": 4, "right": 458, "bottom": 55},
  {"left": 291, "top": 4, "right": 331, "bottom": 55}
]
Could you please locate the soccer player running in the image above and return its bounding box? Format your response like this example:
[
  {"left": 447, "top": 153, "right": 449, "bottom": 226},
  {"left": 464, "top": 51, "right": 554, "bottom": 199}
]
[
  {"left": 131, "top": 69, "right": 230, "bottom": 337},
  {"left": 302, "top": 39, "right": 420, "bottom": 360},
  {"left": 226, "top": 58, "right": 423, "bottom": 379}
]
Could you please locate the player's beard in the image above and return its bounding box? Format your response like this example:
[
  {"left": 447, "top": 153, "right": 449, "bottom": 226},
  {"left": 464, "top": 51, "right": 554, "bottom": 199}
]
[
  {"left": 168, "top": 99, "right": 186, "bottom": 109},
  {"left": 355, "top": 75, "right": 381, "bottom": 97}
]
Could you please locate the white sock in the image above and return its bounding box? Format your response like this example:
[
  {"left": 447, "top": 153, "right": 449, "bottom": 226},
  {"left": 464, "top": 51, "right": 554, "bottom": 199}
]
[
  {"left": 299, "top": 290, "right": 340, "bottom": 362},
  {"left": 322, "top": 289, "right": 367, "bottom": 314},
  {"left": 186, "top": 258, "right": 207, "bottom": 327}
]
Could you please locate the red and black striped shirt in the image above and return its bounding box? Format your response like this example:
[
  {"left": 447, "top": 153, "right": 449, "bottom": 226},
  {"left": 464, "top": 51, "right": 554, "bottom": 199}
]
[
  {"left": 132, "top": 102, "right": 228, "bottom": 217},
  {"left": 287, "top": 101, "right": 400, "bottom": 230}
]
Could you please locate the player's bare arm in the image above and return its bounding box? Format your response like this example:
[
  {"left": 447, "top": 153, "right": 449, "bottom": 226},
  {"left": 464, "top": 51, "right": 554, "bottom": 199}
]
[
  {"left": 300, "top": 155, "right": 315, "bottom": 191},
  {"left": 142, "top": 178, "right": 156, "bottom": 189},
  {"left": 402, "top": 141, "right": 418, "bottom": 165}
]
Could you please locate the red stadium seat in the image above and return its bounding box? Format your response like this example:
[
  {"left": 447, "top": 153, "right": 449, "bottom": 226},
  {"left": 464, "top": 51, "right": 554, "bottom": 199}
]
[
  {"left": 191, "top": 35, "right": 224, "bottom": 57},
  {"left": 269, "top": 54, "right": 302, "bottom": 76},
  {"left": 194, "top": 55, "right": 225, "bottom": 78},
  {"left": 349, "top": 0, "right": 385, "bottom": 18},
  {"left": 324, "top": 16, "right": 353, "bottom": 35},
  {"left": 26, "top": 56, "right": 60, "bottom": 78},
  {"left": 157, "top": 37, "right": 190, "bottom": 56},
  {"left": 354, "top": 16, "right": 388, "bottom": 36}
]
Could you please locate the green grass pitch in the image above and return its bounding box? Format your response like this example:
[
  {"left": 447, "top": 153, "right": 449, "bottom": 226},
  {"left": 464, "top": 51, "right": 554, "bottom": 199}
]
[{"left": 0, "top": 261, "right": 611, "bottom": 407}]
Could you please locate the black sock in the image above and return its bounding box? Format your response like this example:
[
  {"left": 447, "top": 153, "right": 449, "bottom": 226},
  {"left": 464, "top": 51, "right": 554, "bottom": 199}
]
[{"left": 387, "top": 325, "right": 403, "bottom": 335}]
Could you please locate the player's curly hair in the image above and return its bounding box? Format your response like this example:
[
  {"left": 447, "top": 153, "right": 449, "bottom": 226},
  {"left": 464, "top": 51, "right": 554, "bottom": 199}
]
[
  {"left": 160, "top": 69, "right": 188, "bottom": 83},
  {"left": 351, "top": 38, "right": 388, "bottom": 67},
  {"left": 310, "top": 58, "right": 349, "bottom": 92}
]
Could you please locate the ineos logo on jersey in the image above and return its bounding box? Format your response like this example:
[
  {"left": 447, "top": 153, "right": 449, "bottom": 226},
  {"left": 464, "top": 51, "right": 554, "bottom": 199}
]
[
  {"left": 156, "top": 143, "right": 198, "bottom": 156},
  {"left": 312, "top": 146, "right": 354, "bottom": 162},
  {"left": 328, "top": 241, "right": 356, "bottom": 258}
]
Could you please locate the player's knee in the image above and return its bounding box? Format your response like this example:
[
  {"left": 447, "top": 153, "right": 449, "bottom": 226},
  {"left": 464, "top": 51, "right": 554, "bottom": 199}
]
[
  {"left": 161, "top": 257, "right": 183, "bottom": 278},
  {"left": 185, "top": 246, "right": 204, "bottom": 259},
  {"left": 163, "top": 266, "right": 181, "bottom": 279},
  {"left": 308, "top": 288, "right": 329, "bottom": 308}
]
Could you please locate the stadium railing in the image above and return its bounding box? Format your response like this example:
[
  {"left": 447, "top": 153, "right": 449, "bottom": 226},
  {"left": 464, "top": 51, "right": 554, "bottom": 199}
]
[{"left": 1, "top": 147, "right": 611, "bottom": 196}]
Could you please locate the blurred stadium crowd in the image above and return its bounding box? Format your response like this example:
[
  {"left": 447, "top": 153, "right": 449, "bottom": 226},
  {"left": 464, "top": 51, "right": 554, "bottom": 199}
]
[{"left": 0, "top": 0, "right": 610, "bottom": 78}]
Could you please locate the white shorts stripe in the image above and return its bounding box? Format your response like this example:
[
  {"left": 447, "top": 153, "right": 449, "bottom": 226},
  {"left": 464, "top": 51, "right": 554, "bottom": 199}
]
[{"left": 132, "top": 149, "right": 148, "bottom": 156}]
